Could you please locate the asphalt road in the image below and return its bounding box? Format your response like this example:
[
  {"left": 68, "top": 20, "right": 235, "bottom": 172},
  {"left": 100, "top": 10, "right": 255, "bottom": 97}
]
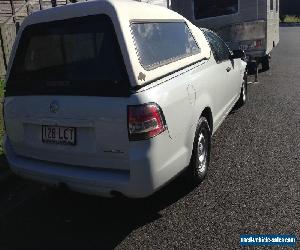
[{"left": 0, "top": 27, "right": 299, "bottom": 250}]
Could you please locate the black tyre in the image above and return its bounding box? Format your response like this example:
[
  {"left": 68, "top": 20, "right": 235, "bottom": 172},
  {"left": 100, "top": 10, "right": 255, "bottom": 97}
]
[
  {"left": 236, "top": 73, "right": 247, "bottom": 108},
  {"left": 186, "top": 117, "right": 211, "bottom": 183},
  {"left": 261, "top": 56, "right": 270, "bottom": 71},
  {"left": 246, "top": 61, "right": 256, "bottom": 75}
]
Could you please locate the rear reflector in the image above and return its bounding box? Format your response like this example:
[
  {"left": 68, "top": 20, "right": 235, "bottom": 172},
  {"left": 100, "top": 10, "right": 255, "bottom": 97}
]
[{"left": 128, "top": 103, "right": 166, "bottom": 141}]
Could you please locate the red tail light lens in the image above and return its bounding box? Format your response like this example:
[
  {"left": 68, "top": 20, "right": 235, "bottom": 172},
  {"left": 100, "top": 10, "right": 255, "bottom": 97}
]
[
  {"left": 254, "top": 39, "right": 263, "bottom": 48},
  {"left": 128, "top": 103, "right": 166, "bottom": 141}
]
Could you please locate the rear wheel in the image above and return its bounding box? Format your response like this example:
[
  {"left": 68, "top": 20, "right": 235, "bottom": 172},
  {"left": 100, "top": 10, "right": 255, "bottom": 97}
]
[{"left": 186, "top": 117, "right": 211, "bottom": 183}]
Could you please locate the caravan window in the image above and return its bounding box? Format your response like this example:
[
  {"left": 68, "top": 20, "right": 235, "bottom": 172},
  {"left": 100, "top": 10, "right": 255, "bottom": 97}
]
[
  {"left": 194, "top": 0, "right": 239, "bottom": 19},
  {"left": 270, "top": 0, "right": 274, "bottom": 11}
]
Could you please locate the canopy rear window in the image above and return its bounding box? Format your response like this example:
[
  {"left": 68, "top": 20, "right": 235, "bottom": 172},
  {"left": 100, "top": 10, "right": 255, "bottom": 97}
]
[
  {"left": 194, "top": 0, "right": 239, "bottom": 19},
  {"left": 6, "top": 14, "right": 130, "bottom": 97}
]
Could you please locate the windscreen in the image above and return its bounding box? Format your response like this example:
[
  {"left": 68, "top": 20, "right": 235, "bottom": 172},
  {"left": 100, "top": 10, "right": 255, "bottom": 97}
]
[
  {"left": 194, "top": 0, "right": 239, "bottom": 19},
  {"left": 6, "top": 14, "right": 131, "bottom": 97}
]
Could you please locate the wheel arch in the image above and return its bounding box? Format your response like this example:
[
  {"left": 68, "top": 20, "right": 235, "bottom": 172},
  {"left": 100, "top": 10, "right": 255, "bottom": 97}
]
[
  {"left": 185, "top": 104, "right": 214, "bottom": 166},
  {"left": 185, "top": 106, "right": 213, "bottom": 177}
]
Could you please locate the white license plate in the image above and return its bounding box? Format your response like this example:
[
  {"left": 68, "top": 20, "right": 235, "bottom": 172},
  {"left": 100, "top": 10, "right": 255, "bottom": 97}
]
[
  {"left": 42, "top": 125, "right": 76, "bottom": 145},
  {"left": 239, "top": 44, "right": 249, "bottom": 51}
]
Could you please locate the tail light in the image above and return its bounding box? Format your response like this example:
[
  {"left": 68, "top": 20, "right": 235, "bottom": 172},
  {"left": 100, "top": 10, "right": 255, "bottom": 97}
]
[
  {"left": 128, "top": 103, "right": 166, "bottom": 141},
  {"left": 254, "top": 39, "right": 263, "bottom": 48},
  {"left": 240, "top": 39, "right": 263, "bottom": 50}
]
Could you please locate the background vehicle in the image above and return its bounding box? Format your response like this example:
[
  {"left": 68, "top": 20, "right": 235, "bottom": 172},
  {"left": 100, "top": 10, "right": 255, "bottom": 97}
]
[
  {"left": 170, "top": 0, "right": 280, "bottom": 73},
  {"left": 3, "top": 0, "right": 247, "bottom": 198}
]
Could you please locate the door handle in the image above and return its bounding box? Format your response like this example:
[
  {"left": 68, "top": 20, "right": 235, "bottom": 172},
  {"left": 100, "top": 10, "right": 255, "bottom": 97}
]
[{"left": 226, "top": 67, "right": 232, "bottom": 72}]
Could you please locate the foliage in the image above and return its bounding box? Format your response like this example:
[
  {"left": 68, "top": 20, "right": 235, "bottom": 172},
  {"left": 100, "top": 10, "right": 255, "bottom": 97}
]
[{"left": 282, "top": 15, "right": 300, "bottom": 23}]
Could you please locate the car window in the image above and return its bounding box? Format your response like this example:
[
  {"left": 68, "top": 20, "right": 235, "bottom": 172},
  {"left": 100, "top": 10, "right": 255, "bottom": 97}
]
[
  {"left": 203, "top": 31, "right": 231, "bottom": 63},
  {"left": 131, "top": 22, "right": 200, "bottom": 70},
  {"left": 7, "top": 14, "right": 130, "bottom": 97},
  {"left": 194, "top": 0, "right": 239, "bottom": 19}
]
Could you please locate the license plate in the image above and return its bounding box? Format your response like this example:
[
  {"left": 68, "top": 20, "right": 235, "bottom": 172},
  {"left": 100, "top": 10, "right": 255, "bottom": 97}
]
[
  {"left": 42, "top": 125, "right": 76, "bottom": 145},
  {"left": 239, "top": 44, "right": 250, "bottom": 51}
]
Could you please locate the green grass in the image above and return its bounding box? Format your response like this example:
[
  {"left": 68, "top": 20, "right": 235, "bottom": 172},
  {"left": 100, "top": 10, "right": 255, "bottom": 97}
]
[{"left": 282, "top": 15, "right": 300, "bottom": 23}]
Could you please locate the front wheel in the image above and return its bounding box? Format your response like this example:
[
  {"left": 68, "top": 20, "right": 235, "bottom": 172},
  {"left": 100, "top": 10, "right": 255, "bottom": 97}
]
[
  {"left": 236, "top": 73, "right": 247, "bottom": 108},
  {"left": 261, "top": 55, "right": 270, "bottom": 71},
  {"left": 186, "top": 117, "right": 211, "bottom": 183}
]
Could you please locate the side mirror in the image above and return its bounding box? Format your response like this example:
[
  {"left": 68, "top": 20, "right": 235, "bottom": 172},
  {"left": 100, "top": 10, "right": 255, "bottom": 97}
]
[{"left": 230, "top": 50, "right": 246, "bottom": 60}]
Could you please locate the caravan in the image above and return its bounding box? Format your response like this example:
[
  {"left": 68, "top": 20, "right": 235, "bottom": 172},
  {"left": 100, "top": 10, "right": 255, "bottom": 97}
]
[{"left": 171, "top": 0, "right": 280, "bottom": 71}]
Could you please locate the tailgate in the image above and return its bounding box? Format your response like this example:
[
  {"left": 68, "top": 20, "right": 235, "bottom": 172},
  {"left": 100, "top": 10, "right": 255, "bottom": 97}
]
[
  {"left": 4, "top": 14, "right": 132, "bottom": 170},
  {"left": 5, "top": 96, "right": 130, "bottom": 170}
]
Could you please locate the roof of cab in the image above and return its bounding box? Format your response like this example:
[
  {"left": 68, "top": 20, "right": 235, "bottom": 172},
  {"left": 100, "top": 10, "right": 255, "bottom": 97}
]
[
  {"left": 21, "top": 0, "right": 185, "bottom": 27},
  {"left": 11, "top": 0, "right": 211, "bottom": 87}
]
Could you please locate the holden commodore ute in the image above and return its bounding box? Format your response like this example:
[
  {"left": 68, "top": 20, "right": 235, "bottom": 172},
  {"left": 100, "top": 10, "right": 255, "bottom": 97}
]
[{"left": 3, "top": 0, "right": 247, "bottom": 198}]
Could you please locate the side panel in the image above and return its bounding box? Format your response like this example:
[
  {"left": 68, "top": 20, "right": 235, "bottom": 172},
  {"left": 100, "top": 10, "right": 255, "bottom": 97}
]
[
  {"left": 172, "top": 0, "right": 262, "bottom": 29},
  {"left": 172, "top": 0, "right": 279, "bottom": 57},
  {"left": 217, "top": 21, "right": 267, "bottom": 51},
  {"left": 133, "top": 56, "right": 241, "bottom": 176},
  {"left": 133, "top": 60, "right": 214, "bottom": 176}
]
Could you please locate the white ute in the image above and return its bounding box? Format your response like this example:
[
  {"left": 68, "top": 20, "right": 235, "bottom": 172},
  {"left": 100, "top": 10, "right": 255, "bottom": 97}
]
[{"left": 3, "top": 0, "right": 247, "bottom": 198}]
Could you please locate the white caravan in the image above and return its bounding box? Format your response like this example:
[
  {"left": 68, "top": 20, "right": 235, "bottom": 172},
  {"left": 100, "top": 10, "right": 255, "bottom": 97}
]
[{"left": 171, "top": 0, "right": 280, "bottom": 71}]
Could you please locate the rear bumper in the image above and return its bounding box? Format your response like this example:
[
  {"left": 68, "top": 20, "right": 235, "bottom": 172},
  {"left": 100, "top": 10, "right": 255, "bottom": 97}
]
[
  {"left": 4, "top": 135, "right": 148, "bottom": 198},
  {"left": 4, "top": 133, "right": 190, "bottom": 198},
  {"left": 246, "top": 49, "right": 267, "bottom": 59}
]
